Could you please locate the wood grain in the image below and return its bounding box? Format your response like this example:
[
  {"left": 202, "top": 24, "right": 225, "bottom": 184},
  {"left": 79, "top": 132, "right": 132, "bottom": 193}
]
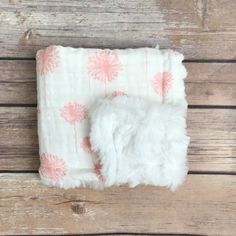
[
  {"left": 0, "top": 60, "right": 235, "bottom": 106},
  {"left": 0, "top": 107, "right": 235, "bottom": 172},
  {"left": 0, "top": 173, "right": 235, "bottom": 235},
  {"left": 0, "top": 0, "right": 236, "bottom": 59},
  {"left": 0, "top": 60, "right": 36, "bottom": 105},
  {"left": 0, "top": 1, "right": 235, "bottom": 235}
]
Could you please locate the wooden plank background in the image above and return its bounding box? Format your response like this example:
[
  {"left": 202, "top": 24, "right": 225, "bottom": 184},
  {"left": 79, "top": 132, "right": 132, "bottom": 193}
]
[
  {"left": 0, "top": 61, "right": 235, "bottom": 105},
  {"left": 0, "top": 174, "right": 236, "bottom": 235},
  {"left": 0, "top": 107, "right": 235, "bottom": 172},
  {"left": 0, "top": 0, "right": 235, "bottom": 235},
  {"left": 0, "top": 0, "right": 236, "bottom": 59}
]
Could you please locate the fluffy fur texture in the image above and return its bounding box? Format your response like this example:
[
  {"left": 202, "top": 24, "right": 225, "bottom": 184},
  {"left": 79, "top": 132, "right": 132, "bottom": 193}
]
[{"left": 89, "top": 96, "right": 190, "bottom": 190}]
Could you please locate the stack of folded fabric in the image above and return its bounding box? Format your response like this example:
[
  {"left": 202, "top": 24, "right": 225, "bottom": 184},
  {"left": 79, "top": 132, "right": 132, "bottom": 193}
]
[{"left": 36, "top": 45, "right": 190, "bottom": 190}]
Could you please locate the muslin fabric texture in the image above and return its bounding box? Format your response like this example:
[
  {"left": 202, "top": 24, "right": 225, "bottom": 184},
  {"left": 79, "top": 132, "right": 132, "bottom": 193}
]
[{"left": 36, "top": 45, "right": 189, "bottom": 189}]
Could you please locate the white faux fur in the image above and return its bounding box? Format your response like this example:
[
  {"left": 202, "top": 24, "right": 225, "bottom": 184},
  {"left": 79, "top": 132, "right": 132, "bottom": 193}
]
[{"left": 89, "top": 96, "right": 190, "bottom": 190}]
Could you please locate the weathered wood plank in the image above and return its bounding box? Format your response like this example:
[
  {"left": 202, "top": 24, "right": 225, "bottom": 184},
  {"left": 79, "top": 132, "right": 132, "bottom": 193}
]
[
  {"left": 0, "top": 60, "right": 235, "bottom": 105},
  {"left": 0, "top": 60, "right": 36, "bottom": 105},
  {"left": 185, "top": 62, "right": 236, "bottom": 106},
  {"left": 0, "top": 108, "right": 235, "bottom": 172},
  {"left": 0, "top": 0, "right": 235, "bottom": 59},
  {"left": 0, "top": 173, "right": 235, "bottom": 235},
  {"left": 206, "top": 0, "right": 236, "bottom": 32}
]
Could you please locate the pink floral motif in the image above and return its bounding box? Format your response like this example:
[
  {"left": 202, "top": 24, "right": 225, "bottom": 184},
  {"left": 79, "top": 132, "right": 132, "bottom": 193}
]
[
  {"left": 61, "top": 102, "right": 86, "bottom": 152},
  {"left": 94, "top": 161, "right": 105, "bottom": 181},
  {"left": 39, "top": 153, "right": 67, "bottom": 181},
  {"left": 61, "top": 102, "right": 86, "bottom": 124},
  {"left": 151, "top": 72, "right": 173, "bottom": 97},
  {"left": 81, "top": 136, "right": 92, "bottom": 154},
  {"left": 87, "top": 50, "right": 122, "bottom": 85},
  {"left": 36, "top": 46, "right": 60, "bottom": 77},
  {"left": 111, "top": 91, "right": 127, "bottom": 98},
  {"left": 36, "top": 46, "right": 60, "bottom": 108}
]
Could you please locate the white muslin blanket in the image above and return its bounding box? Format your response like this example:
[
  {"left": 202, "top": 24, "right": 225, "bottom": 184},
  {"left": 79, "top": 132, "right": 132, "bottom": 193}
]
[{"left": 36, "top": 45, "right": 189, "bottom": 190}]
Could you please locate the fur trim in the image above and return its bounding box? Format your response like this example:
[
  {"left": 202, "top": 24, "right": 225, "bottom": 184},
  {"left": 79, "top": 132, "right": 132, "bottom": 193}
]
[{"left": 89, "top": 96, "right": 190, "bottom": 190}]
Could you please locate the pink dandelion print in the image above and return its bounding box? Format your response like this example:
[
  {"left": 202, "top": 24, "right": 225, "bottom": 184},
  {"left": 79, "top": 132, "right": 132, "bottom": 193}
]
[
  {"left": 87, "top": 50, "right": 122, "bottom": 92},
  {"left": 94, "top": 161, "right": 105, "bottom": 181},
  {"left": 39, "top": 153, "right": 67, "bottom": 181},
  {"left": 36, "top": 46, "right": 60, "bottom": 76},
  {"left": 111, "top": 91, "right": 127, "bottom": 98},
  {"left": 151, "top": 72, "right": 173, "bottom": 98},
  {"left": 61, "top": 102, "right": 86, "bottom": 152},
  {"left": 36, "top": 46, "right": 60, "bottom": 107},
  {"left": 81, "top": 136, "right": 93, "bottom": 154}
]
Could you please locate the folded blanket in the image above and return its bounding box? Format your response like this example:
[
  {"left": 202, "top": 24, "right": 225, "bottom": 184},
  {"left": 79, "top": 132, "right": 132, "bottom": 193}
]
[{"left": 36, "top": 45, "right": 189, "bottom": 189}]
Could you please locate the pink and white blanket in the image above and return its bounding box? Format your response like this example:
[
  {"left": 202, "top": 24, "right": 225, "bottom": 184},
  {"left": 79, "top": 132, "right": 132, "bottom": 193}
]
[{"left": 36, "top": 45, "right": 189, "bottom": 190}]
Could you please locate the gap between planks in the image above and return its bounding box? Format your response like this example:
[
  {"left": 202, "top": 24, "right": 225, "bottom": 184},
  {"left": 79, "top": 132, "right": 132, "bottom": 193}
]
[
  {"left": 0, "top": 170, "right": 236, "bottom": 176},
  {"left": 1, "top": 104, "right": 236, "bottom": 109},
  {"left": 0, "top": 58, "right": 236, "bottom": 63}
]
